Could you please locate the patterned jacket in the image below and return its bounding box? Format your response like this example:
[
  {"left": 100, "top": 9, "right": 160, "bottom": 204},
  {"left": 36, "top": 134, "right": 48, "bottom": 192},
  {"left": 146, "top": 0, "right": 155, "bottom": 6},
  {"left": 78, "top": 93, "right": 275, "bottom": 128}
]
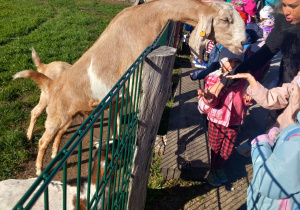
[
  {"left": 198, "top": 70, "right": 252, "bottom": 127},
  {"left": 247, "top": 114, "right": 300, "bottom": 210}
]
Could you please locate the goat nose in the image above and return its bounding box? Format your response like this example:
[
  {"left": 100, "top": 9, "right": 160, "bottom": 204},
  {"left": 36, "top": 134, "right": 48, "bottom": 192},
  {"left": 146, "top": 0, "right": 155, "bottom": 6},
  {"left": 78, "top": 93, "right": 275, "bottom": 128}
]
[{"left": 241, "top": 41, "right": 245, "bottom": 46}]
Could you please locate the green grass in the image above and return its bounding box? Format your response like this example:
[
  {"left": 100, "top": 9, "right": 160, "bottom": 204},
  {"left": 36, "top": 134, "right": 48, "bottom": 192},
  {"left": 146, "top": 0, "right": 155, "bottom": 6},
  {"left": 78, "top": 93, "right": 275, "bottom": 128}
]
[{"left": 0, "top": 0, "right": 130, "bottom": 180}]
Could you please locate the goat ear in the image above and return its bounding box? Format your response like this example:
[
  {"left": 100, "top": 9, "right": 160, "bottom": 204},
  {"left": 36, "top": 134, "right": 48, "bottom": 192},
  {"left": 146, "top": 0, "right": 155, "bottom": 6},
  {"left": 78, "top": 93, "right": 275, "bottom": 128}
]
[{"left": 189, "top": 15, "right": 213, "bottom": 63}]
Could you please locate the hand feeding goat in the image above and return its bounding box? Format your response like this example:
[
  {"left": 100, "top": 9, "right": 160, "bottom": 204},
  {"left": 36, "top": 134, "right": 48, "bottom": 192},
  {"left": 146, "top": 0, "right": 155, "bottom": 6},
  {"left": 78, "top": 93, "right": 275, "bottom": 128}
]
[
  {"left": 13, "top": 0, "right": 246, "bottom": 176},
  {"left": 26, "top": 48, "right": 72, "bottom": 141},
  {"left": 0, "top": 147, "right": 113, "bottom": 209}
]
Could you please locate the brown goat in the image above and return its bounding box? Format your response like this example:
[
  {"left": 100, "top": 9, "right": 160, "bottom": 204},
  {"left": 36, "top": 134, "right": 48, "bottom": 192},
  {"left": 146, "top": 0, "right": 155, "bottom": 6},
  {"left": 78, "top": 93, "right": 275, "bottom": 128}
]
[{"left": 13, "top": 0, "right": 246, "bottom": 175}]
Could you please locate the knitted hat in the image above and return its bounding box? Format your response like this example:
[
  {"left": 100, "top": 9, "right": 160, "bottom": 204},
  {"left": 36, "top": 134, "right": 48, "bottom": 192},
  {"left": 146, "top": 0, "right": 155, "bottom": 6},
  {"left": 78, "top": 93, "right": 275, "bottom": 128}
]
[
  {"left": 219, "top": 48, "right": 244, "bottom": 65},
  {"left": 259, "top": 6, "right": 274, "bottom": 19}
]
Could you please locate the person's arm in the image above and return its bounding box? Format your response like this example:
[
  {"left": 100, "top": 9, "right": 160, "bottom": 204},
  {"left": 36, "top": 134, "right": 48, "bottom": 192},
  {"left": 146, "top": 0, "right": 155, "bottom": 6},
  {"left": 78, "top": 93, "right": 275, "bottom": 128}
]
[
  {"left": 227, "top": 73, "right": 293, "bottom": 110},
  {"left": 221, "top": 14, "right": 285, "bottom": 88},
  {"left": 221, "top": 44, "right": 278, "bottom": 87},
  {"left": 190, "top": 62, "right": 219, "bottom": 80},
  {"left": 198, "top": 89, "right": 219, "bottom": 114}
]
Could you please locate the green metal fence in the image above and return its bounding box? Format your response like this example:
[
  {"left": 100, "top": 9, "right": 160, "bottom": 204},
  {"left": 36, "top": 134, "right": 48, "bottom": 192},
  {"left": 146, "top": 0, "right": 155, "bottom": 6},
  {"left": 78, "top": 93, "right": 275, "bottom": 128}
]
[{"left": 13, "top": 20, "right": 176, "bottom": 210}]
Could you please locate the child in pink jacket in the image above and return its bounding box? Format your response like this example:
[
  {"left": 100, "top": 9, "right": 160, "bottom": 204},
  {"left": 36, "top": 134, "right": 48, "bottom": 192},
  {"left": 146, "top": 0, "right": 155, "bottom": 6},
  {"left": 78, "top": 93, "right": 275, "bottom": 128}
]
[{"left": 198, "top": 48, "right": 253, "bottom": 186}]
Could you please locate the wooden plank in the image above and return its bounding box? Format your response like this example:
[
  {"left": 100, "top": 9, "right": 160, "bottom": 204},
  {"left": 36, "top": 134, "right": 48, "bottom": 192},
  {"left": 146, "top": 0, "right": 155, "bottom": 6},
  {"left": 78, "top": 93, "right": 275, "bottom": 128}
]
[{"left": 127, "top": 46, "right": 177, "bottom": 210}]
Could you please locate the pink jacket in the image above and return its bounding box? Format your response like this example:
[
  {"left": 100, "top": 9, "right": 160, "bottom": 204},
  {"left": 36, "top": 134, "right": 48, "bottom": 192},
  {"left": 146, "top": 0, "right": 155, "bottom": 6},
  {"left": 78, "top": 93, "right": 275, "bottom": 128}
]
[
  {"left": 198, "top": 70, "right": 252, "bottom": 127},
  {"left": 247, "top": 75, "right": 300, "bottom": 130}
]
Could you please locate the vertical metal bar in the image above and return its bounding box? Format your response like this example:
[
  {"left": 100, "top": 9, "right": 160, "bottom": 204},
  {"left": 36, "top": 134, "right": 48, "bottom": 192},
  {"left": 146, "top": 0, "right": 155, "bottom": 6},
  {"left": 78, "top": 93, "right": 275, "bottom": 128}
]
[
  {"left": 110, "top": 92, "right": 120, "bottom": 209},
  {"left": 123, "top": 78, "right": 130, "bottom": 138},
  {"left": 107, "top": 101, "right": 112, "bottom": 142},
  {"left": 97, "top": 112, "right": 105, "bottom": 192},
  {"left": 115, "top": 86, "right": 126, "bottom": 209},
  {"left": 87, "top": 125, "right": 94, "bottom": 210},
  {"left": 136, "top": 61, "right": 143, "bottom": 113},
  {"left": 44, "top": 186, "right": 49, "bottom": 210},
  {"left": 101, "top": 137, "right": 110, "bottom": 210},
  {"left": 132, "top": 66, "right": 139, "bottom": 117},
  {"left": 106, "top": 102, "right": 112, "bottom": 210},
  {"left": 76, "top": 142, "right": 82, "bottom": 209},
  {"left": 128, "top": 71, "right": 136, "bottom": 126},
  {"left": 63, "top": 159, "right": 67, "bottom": 210}
]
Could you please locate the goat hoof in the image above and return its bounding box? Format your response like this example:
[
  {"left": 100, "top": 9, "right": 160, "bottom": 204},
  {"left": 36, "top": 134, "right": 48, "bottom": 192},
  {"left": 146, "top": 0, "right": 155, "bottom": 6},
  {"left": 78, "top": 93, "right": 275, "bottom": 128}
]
[
  {"left": 36, "top": 169, "right": 42, "bottom": 176},
  {"left": 27, "top": 134, "right": 33, "bottom": 141}
]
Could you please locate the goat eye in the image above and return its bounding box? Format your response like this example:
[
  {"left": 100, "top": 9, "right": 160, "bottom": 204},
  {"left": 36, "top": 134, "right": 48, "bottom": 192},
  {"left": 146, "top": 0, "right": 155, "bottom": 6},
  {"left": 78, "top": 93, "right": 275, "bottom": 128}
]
[{"left": 221, "top": 19, "right": 229, "bottom": 22}]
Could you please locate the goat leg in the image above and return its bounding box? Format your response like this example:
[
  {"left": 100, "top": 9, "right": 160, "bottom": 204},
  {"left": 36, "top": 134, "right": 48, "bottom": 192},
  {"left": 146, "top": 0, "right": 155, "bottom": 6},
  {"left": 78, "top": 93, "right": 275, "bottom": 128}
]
[
  {"left": 27, "top": 92, "right": 47, "bottom": 141},
  {"left": 36, "top": 129, "right": 57, "bottom": 176},
  {"left": 51, "top": 120, "right": 72, "bottom": 159}
]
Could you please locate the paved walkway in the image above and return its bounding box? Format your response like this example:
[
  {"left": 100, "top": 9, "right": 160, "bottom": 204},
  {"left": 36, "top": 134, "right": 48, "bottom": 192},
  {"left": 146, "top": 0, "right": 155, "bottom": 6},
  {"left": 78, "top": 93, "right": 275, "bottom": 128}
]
[{"left": 160, "top": 51, "right": 281, "bottom": 209}]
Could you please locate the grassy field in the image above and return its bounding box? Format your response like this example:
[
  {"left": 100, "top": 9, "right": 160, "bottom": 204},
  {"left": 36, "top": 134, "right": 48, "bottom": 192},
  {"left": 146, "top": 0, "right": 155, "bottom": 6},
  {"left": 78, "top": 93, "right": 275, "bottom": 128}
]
[{"left": 0, "top": 0, "right": 130, "bottom": 180}]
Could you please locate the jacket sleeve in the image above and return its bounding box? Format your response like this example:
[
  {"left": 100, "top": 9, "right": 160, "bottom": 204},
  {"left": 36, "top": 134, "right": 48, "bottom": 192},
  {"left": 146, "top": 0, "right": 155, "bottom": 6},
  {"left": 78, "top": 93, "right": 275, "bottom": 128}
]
[
  {"left": 198, "top": 94, "right": 218, "bottom": 114},
  {"left": 251, "top": 138, "right": 300, "bottom": 199},
  {"left": 246, "top": 81, "right": 292, "bottom": 110},
  {"left": 220, "top": 44, "right": 277, "bottom": 87}
]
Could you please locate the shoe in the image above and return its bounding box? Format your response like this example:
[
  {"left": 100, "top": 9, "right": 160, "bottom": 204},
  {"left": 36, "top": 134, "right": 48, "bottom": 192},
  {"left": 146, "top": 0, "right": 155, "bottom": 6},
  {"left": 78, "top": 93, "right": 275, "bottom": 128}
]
[
  {"left": 206, "top": 170, "right": 221, "bottom": 186},
  {"left": 192, "top": 58, "right": 197, "bottom": 64},
  {"left": 236, "top": 141, "right": 251, "bottom": 157},
  {"left": 195, "top": 61, "right": 208, "bottom": 68},
  {"left": 200, "top": 61, "right": 208, "bottom": 68},
  {"left": 215, "top": 168, "right": 228, "bottom": 183}
]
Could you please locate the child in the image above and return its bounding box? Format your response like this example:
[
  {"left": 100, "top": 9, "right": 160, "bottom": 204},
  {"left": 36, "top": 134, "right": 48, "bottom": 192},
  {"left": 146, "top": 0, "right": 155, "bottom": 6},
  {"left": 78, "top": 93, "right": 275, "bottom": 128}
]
[
  {"left": 258, "top": 6, "right": 275, "bottom": 41},
  {"left": 197, "top": 48, "right": 253, "bottom": 186},
  {"left": 231, "top": 0, "right": 257, "bottom": 24}
]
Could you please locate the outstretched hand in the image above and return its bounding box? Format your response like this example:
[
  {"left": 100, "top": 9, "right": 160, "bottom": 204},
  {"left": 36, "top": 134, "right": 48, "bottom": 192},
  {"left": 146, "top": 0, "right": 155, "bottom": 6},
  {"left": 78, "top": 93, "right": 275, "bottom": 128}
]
[
  {"left": 226, "top": 73, "right": 258, "bottom": 88},
  {"left": 226, "top": 73, "right": 251, "bottom": 80}
]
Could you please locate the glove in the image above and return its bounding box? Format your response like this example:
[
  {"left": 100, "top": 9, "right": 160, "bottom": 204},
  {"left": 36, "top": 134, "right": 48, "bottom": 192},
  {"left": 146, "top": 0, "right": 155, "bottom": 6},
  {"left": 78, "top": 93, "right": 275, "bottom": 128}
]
[{"left": 251, "top": 127, "right": 281, "bottom": 147}]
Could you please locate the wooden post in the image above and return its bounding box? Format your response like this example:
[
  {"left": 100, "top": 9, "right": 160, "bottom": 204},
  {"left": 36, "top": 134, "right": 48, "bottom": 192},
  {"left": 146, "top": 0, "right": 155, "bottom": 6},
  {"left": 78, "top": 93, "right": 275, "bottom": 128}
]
[{"left": 127, "top": 46, "right": 177, "bottom": 210}]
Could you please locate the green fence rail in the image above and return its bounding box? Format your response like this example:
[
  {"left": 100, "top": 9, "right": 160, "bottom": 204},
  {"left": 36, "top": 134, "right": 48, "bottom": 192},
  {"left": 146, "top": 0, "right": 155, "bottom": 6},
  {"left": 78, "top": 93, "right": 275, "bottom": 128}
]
[{"left": 13, "top": 20, "right": 176, "bottom": 210}]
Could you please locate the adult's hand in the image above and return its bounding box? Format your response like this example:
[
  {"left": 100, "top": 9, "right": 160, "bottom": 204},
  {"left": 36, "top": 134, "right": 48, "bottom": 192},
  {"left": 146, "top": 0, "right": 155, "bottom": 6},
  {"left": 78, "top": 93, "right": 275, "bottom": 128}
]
[{"left": 226, "top": 73, "right": 258, "bottom": 88}]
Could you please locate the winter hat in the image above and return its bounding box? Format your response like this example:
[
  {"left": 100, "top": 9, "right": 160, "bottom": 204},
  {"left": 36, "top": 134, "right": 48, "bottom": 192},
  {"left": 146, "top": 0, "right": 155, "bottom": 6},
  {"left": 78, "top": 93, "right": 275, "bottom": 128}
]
[
  {"left": 259, "top": 6, "right": 274, "bottom": 19},
  {"left": 219, "top": 48, "right": 244, "bottom": 66},
  {"left": 244, "top": 0, "right": 257, "bottom": 17}
]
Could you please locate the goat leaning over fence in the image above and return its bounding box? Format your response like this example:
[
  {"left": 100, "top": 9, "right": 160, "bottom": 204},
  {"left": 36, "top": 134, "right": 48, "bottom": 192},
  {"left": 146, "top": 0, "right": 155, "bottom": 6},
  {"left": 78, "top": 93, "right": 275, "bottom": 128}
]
[
  {"left": 0, "top": 146, "right": 114, "bottom": 209},
  {"left": 13, "top": 0, "right": 246, "bottom": 176}
]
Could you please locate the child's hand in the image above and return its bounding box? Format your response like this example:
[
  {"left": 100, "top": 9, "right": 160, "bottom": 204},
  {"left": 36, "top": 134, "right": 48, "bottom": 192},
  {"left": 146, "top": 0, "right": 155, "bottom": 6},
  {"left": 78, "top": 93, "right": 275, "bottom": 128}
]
[
  {"left": 197, "top": 89, "right": 212, "bottom": 100},
  {"left": 244, "top": 94, "right": 253, "bottom": 103}
]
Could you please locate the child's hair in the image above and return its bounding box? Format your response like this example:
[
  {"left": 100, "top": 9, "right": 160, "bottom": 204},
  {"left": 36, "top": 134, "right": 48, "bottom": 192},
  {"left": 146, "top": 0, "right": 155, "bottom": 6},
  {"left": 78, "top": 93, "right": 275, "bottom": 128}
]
[{"left": 219, "top": 48, "right": 244, "bottom": 67}]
